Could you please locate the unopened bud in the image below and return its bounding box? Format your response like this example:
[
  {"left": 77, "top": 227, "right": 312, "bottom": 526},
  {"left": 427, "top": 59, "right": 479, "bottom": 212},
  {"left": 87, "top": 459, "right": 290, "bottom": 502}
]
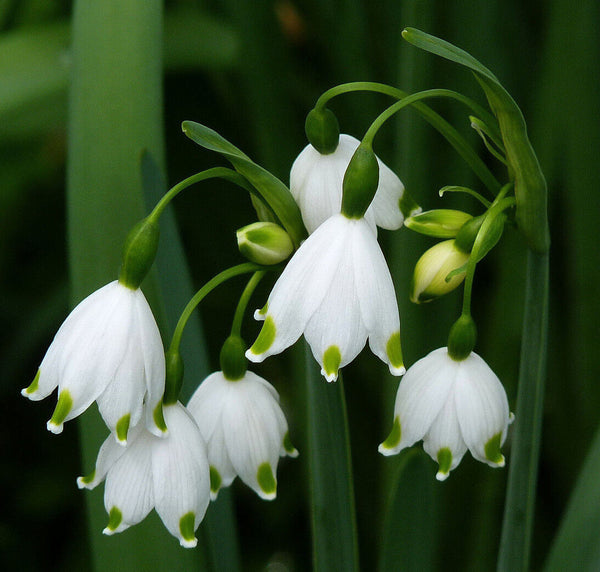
[
  {"left": 237, "top": 222, "right": 294, "bottom": 265},
  {"left": 410, "top": 239, "right": 469, "bottom": 303},
  {"left": 405, "top": 209, "right": 473, "bottom": 238}
]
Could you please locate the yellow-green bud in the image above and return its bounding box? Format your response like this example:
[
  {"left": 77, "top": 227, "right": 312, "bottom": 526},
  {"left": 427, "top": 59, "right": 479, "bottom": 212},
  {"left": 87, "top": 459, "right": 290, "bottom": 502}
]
[
  {"left": 410, "top": 239, "right": 470, "bottom": 303},
  {"left": 341, "top": 144, "right": 379, "bottom": 219},
  {"left": 119, "top": 217, "right": 160, "bottom": 289},
  {"left": 220, "top": 335, "right": 247, "bottom": 381},
  {"left": 405, "top": 209, "right": 473, "bottom": 238},
  {"left": 305, "top": 108, "right": 340, "bottom": 155},
  {"left": 236, "top": 222, "right": 294, "bottom": 265},
  {"left": 447, "top": 314, "right": 477, "bottom": 361}
]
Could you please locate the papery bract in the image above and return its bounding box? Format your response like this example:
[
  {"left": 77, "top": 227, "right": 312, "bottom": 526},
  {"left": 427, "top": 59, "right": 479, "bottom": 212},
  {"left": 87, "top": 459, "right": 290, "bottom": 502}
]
[
  {"left": 379, "top": 347, "right": 512, "bottom": 480},
  {"left": 22, "top": 280, "right": 166, "bottom": 443},
  {"left": 246, "top": 213, "right": 405, "bottom": 381},
  {"left": 77, "top": 402, "right": 210, "bottom": 548},
  {"left": 186, "top": 370, "right": 297, "bottom": 501}
]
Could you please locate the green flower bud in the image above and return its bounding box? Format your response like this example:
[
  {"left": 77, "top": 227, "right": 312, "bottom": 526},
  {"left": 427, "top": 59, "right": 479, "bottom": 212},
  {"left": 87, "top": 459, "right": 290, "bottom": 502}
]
[
  {"left": 236, "top": 222, "right": 294, "bottom": 265},
  {"left": 410, "top": 239, "right": 470, "bottom": 303},
  {"left": 341, "top": 143, "right": 379, "bottom": 220},
  {"left": 118, "top": 217, "right": 160, "bottom": 290},
  {"left": 220, "top": 335, "right": 247, "bottom": 381},
  {"left": 405, "top": 209, "right": 473, "bottom": 238},
  {"left": 305, "top": 108, "right": 340, "bottom": 154},
  {"left": 454, "top": 214, "right": 485, "bottom": 253},
  {"left": 163, "top": 347, "right": 184, "bottom": 405},
  {"left": 447, "top": 314, "right": 477, "bottom": 361}
]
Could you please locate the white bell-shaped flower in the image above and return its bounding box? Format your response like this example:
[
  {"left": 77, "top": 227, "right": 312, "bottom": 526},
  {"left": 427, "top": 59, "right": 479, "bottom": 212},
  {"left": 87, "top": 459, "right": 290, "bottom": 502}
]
[
  {"left": 290, "top": 134, "right": 411, "bottom": 233},
  {"left": 77, "top": 402, "right": 210, "bottom": 548},
  {"left": 379, "top": 347, "right": 512, "bottom": 480},
  {"left": 246, "top": 213, "right": 405, "bottom": 381},
  {"left": 21, "top": 280, "right": 166, "bottom": 444},
  {"left": 186, "top": 370, "right": 298, "bottom": 501}
]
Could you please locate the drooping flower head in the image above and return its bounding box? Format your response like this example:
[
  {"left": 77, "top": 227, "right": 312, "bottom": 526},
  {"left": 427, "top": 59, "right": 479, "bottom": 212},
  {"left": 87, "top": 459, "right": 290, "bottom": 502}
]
[
  {"left": 21, "top": 280, "right": 166, "bottom": 444},
  {"left": 77, "top": 402, "right": 210, "bottom": 548},
  {"left": 187, "top": 348, "right": 297, "bottom": 501},
  {"left": 290, "top": 133, "right": 414, "bottom": 234},
  {"left": 379, "top": 347, "right": 512, "bottom": 480}
]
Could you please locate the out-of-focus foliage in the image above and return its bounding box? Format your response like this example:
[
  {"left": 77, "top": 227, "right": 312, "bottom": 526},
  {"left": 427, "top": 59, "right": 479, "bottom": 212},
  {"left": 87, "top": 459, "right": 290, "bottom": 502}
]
[{"left": 1, "top": 0, "right": 598, "bottom": 570}]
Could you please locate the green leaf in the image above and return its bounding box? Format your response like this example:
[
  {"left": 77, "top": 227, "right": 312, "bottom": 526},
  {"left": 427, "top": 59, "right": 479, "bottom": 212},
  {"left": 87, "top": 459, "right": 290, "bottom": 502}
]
[
  {"left": 544, "top": 422, "right": 600, "bottom": 571},
  {"left": 305, "top": 346, "right": 359, "bottom": 571},
  {"left": 402, "top": 27, "right": 549, "bottom": 254},
  {"left": 379, "top": 450, "right": 436, "bottom": 572},
  {"left": 182, "top": 121, "right": 307, "bottom": 248}
]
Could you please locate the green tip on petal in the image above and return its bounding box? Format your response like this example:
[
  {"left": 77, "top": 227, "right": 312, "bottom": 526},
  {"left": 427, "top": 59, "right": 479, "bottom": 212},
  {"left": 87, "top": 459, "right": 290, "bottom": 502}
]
[
  {"left": 153, "top": 402, "right": 168, "bottom": 434},
  {"left": 116, "top": 414, "right": 131, "bottom": 444},
  {"left": 47, "top": 390, "right": 73, "bottom": 434},
  {"left": 386, "top": 332, "right": 405, "bottom": 374},
  {"left": 379, "top": 416, "right": 402, "bottom": 454},
  {"left": 283, "top": 431, "right": 299, "bottom": 457},
  {"left": 22, "top": 369, "right": 41, "bottom": 396},
  {"left": 322, "top": 345, "right": 341, "bottom": 382},
  {"left": 104, "top": 507, "right": 123, "bottom": 533},
  {"left": 436, "top": 448, "right": 453, "bottom": 481},
  {"left": 256, "top": 462, "right": 277, "bottom": 500},
  {"left": 255, "top": 302, "right": 268, "bottom": 320},
  {"left": 209, "top": 466, "right": 222, "bottom": 498},
  {"left": 484, "top": 432, "right": 505, "bottom": 466},
  {"left": 77, "top": 470, "right": 96, "bottom": 490},
  {"left": 179, "top": 512, "right": 197, "bottom": 548},
  {"left": 250, "top": 316, "right": 276, "bottom": 356}
]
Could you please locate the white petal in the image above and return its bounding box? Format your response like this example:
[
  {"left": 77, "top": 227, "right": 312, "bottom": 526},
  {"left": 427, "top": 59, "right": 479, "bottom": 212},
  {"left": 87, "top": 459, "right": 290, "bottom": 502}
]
[
  {"left": 422, "top": 391, "right": 467, "bottom": 481},
  {"left": 454, "top": 352, "right": 510, "bottom": 467},
  {"left": 304, "top": 223, "right": 368, "bottom": 381},
  {"left": 134, "top": 290, "right": 166, "bottom": 437},
  {"left": 152, "top": 403, "right": 210, "bottom": 548},
  {"left": 246, "top": 215, "right": 348, "bottom": 362},
  {"left": 103, "top": 429, "right": 154, "bottom": 534},
  {"left": 386, "top": 348, "right": 457, "bottom": 453},
  {"left": 368, "top": 156, "right": 405, "bottom": 231},
  {"left": 352, "top": 218, "right": 403, "bottom": 374}
]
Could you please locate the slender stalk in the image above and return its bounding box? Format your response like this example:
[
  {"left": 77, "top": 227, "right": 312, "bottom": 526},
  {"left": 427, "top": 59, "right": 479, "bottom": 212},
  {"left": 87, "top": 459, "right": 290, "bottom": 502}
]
[
  {"left": 497, "top": 251, "right": 549, "bottom": 571},
  {"left": 230, "top": 271, "right": 266, "bottom": 338}
]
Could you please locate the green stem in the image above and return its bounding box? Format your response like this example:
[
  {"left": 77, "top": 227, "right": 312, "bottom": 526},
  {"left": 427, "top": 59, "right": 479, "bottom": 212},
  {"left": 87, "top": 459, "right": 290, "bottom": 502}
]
[
  {"left": 230, "top": 271, "right": 266, "bottom": 338},
  {"left": 316, "top": 81, "right": 501, "bottom": 194},
  {"left": 149, "top": 167, "right": 254, "bottom": 221},
  {"left": 169, "top": 263, "right": 261, "bottom": 354},
  {"left": 497, "top": 251, "right": 549, "bottom": 571}
]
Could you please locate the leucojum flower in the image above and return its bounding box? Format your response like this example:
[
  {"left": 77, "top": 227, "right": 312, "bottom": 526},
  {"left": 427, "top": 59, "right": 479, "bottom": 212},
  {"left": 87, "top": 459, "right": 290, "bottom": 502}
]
[
  {"left": 379, "top": 346, "right": 512, "bottom": 480},
  {"left": 77, "top": 402, "right": 210, "bottom": 547},
  {"left": 187, "top": 350, "right": 298, "bottom": 501},
  {"left": 246, "top": 142, "right": 406, "bottom": 381},
  {"left": 21, "top": 218, "right": 165, "bottom": 444}
]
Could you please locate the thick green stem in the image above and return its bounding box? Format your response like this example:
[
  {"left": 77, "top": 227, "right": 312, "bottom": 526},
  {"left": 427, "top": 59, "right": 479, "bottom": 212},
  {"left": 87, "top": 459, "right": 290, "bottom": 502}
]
[{"left": 497, "top": 251, "right": 549, "bottom": 571}]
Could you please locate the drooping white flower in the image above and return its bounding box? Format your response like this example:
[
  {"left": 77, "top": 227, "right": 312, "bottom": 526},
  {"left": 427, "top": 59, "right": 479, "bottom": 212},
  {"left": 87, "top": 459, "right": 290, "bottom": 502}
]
[
  {"left": 21, "top": 280, "right": 165, "bottom": 444},
  {"left": 246, "top": 213, "right": 405, "bottom": 381},
  {"left": 379, "top": 347, "right": 512, "bottom": 480},
  {"left": 77, "top": 402, "right": 210, "bottom": 548},
  {"left": 290, "top": 134, "right": 411, "bottom": 233},
  {"left": 186, "top": 370, "right": 297, "bottom": 501}
]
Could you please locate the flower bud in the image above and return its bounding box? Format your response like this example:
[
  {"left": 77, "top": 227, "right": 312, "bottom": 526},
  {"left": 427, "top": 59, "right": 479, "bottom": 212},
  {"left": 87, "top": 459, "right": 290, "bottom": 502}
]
[
  {"left": 119, "top": 217, "right": 160, "bottom": 289},
  {"left": 236, "top": 221, "right": 294, "bottom": 265},
  {"left": 305, "top": 107, "right": 340, "bottom": 155},
  {"left": 341, "top": 143, "right": 379, "bottom": 220},
  {"left": 447, "top": 314, "right": 477, "bottom": 361},
  {"left": 405, "top": 209, "right": 473, "bottom": 238},
  {"left": 410, "top": 239, "right": 469, "bottom": 303},
  {"left": 220, "top": 335, "right": 248, "bottom": 381}
]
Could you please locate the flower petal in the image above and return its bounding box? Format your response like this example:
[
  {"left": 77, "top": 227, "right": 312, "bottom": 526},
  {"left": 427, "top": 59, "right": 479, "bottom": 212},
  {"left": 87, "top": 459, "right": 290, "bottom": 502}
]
[
  {"left": 454, "top": 352, "right": 510, "bottom": 467},
  {"left": 368, "top": 155, "right": 406, "bottom": 231},
  {"left": 152, "top": 403, "right": 210, "bottom": 548}
]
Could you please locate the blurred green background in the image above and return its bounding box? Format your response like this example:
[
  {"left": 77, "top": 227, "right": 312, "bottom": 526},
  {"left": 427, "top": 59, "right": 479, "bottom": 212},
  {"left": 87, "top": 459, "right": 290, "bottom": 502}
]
[{"left": 1, "top": 0, "right": 598, "bottom": 570}]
